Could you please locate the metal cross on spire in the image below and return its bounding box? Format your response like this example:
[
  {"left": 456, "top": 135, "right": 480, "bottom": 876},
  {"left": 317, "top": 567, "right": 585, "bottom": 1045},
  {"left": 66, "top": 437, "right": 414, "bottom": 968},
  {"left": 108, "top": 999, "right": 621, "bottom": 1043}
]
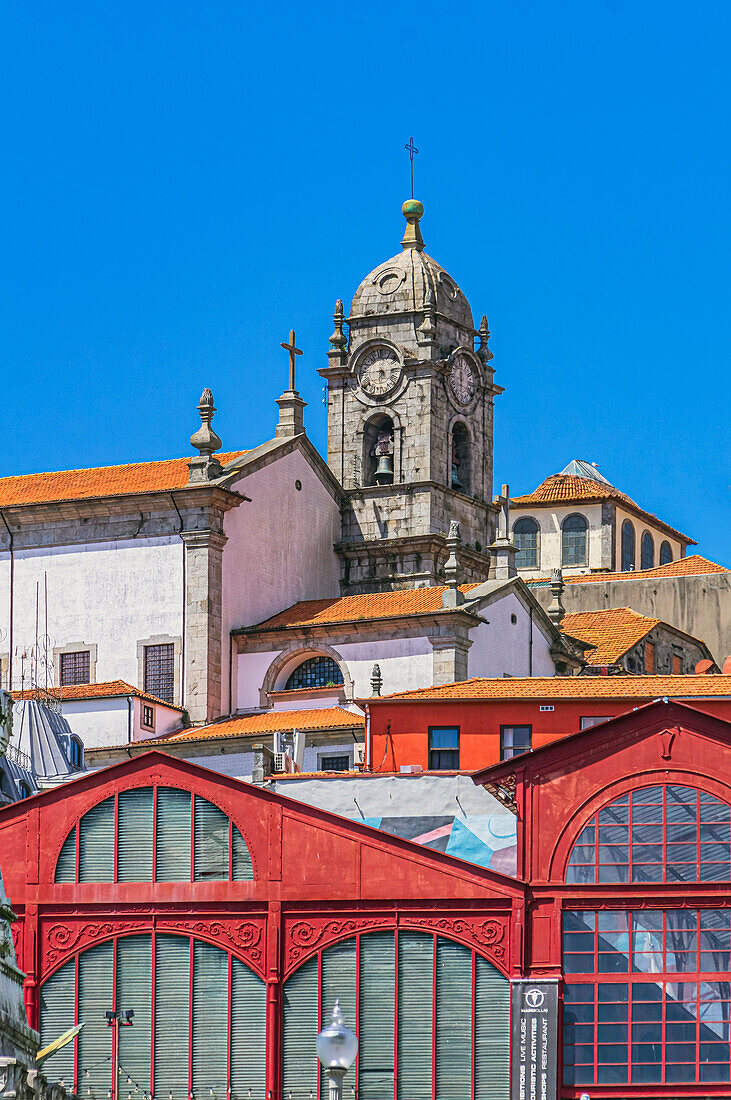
[
  {"left": 404, "top": 137, "right": 419, "bottom": 198},
  {"left": 280, "top": 330, "right": 303, "bottom": 391}
]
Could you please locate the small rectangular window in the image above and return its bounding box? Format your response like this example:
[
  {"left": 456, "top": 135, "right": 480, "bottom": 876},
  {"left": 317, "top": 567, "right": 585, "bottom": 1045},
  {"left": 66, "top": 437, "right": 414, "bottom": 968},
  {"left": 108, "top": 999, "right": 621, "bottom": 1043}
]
[
  {"left": 428, "top": 727, "right": 460, "bottom": 770},
  {"left": 644, "top": 642, "right": 655, "bottom": 673},
  {"left": 141, "top": 704, "right": 155, "bottom": 730},
  {"left": 672, "top": 655, "right": 682, "bottom": 675},
  {"left": 319, "top": 754, "right": 350, "bottom": 772},
  {"left": 144, "top": 644, "right": 175, "bottom": 705},
  {"left": 60, "top": 650, "right": 90, "bottom": 686},
  {"left": 580, "top": 716, "right": 613, "bottom": 730},
  {"left": 500, "top": 725, "right": 531, "bottom": 760}
]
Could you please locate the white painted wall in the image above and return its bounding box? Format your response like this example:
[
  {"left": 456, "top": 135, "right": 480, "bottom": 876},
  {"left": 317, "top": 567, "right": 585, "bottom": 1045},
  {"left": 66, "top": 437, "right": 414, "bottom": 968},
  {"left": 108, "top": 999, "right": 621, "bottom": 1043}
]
[
  {"left": 61, "top": 697, "right": 129, "bottom": 749},
  {"left": 467, "top": 591, "right": 556, "bottom": 678},
  {"left": 222, "top": 449, "right": 341, "bottom": 713},
  {"left": 339, "top": 636, "right": 434, "bottom": 698},
  {"left": 0, "top": 536, "right": 183, "bottom": 692}
]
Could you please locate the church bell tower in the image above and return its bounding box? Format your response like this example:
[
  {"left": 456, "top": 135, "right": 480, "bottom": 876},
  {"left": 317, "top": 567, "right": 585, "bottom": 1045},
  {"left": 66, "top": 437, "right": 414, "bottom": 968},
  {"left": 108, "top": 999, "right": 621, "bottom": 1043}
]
[{"left": 320, "top": 200, "right": 502, "bottom": 593}]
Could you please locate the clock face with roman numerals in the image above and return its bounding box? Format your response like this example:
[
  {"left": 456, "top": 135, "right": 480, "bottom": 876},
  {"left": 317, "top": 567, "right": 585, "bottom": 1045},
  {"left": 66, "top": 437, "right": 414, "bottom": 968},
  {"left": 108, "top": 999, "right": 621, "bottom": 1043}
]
[
  {"left": 449, "top": 353, "right": 476, "bottom": 404},
  {"left": 358, "top": 346, "right": 401, "bottom": 397}
]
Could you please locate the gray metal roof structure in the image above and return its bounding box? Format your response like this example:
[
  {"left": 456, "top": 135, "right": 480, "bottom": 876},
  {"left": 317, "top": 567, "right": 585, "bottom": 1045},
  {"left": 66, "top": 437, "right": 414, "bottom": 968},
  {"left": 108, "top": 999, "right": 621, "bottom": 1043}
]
[{"left": 560, "top": 459, "right": 613, "bottom": 485}]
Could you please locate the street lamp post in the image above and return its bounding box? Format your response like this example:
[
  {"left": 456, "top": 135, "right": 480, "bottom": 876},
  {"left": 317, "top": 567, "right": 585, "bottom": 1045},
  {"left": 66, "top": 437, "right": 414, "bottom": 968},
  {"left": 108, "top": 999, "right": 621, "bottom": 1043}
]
[
  {"left": 105, "top": 1009, "right": 134, "bottom": 1100},
  {"left": 316, "top": 1001, "right": 358, "bottom": 1100}
]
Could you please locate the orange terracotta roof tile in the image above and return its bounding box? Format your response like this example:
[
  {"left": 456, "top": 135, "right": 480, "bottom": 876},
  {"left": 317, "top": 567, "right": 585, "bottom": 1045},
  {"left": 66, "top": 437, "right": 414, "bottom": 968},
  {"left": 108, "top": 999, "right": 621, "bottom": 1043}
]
[
  {"left": 561, "top": 608, "right": 661, "bottom": 663},
  {"left": 11, "top": 680, "right": 184, "bottom": 709},
  {"left": 0, "top": 451, "right": 248, "bottom": 508},
  {"left": 377, "top": 675, "right": 731, "bottom": 702},
  {"left": 565, "top": 555, "right": 728, "bottom": 584},
  {"left": 241, "top": 584, "right": 483, "bottom": 632},
  {"left": 512, "top": 473, "right": 636, "bottom": 507},
  {"left": 511, "top": 473, "right": 695, "bottom": 543},
  {"left": 161, "top": 707, "right": 364, "bottom": 743}
]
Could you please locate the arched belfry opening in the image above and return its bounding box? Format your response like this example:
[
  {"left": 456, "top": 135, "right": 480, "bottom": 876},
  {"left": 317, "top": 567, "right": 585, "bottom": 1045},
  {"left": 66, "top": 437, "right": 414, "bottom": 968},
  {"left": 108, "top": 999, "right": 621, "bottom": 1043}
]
[
  {"left": 363, "top": 414, "right": 395, "bottom": 486},
  {"left": 451, "top": 422, "right": 471, "bottom": 495}
]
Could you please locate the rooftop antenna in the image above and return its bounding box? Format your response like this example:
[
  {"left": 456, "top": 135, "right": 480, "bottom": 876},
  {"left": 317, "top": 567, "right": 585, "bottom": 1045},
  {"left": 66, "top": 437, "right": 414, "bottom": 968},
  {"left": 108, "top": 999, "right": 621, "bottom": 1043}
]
[{"left": 404, "top": 137, "right": 418, "bottom": 199}]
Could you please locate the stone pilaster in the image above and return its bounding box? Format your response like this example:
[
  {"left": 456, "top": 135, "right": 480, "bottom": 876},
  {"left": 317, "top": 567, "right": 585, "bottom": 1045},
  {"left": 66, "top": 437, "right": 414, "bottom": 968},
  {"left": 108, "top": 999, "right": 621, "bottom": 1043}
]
[
  {"left": 182, "top": 530, "right": 227, "bottom": 725},
  {"left": 429, "top": 627, "right": 473, "bottom": 685}
]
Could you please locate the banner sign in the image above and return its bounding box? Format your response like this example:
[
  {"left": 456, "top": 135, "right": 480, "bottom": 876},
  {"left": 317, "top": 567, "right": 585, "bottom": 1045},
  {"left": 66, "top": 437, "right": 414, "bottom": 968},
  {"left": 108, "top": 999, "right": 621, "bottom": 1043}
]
[{"left": 510, "top": 981, "right": 559, "bottom": 1100}]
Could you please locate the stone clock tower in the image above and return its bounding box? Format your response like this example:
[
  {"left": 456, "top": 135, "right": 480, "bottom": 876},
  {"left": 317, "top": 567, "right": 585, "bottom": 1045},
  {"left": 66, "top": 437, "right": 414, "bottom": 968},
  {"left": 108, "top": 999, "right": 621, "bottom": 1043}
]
[{"left": 320, "top": 200, "right": 502, "bottom": 593}]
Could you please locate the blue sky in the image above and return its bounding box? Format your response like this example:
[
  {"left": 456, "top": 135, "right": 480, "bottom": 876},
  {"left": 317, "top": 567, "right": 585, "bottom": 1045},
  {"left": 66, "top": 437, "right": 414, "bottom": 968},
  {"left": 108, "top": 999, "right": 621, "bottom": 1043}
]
[{"left": 1, "top": 0, "right": 729, "bottom": 565}]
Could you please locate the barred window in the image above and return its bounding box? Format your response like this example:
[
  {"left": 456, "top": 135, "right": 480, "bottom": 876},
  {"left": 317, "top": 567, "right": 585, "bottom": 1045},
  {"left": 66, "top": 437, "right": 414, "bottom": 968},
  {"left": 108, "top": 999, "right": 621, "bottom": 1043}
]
[
  {"left": 60, "top": 651, "right": 90, "bottom": 686},
  {"left": 285, "top": 656, "right": 344, "bottom": 691},
  {"left": 144, "top": 644, "right": 175, "bottom": 705}
]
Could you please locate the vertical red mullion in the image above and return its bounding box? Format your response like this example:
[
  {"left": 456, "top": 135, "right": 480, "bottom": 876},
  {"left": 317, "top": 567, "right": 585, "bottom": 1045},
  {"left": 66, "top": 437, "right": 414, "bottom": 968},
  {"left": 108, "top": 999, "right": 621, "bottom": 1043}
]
[
  {"left": 393, "top": 930, "right": 398, "bottom": 1100},
  {"left": 73, "top": 952, "right": 80, "bottom": 1092},
  {"left": 628, "top": 795, "right": 633, "bottom": 881},
  {"left": 431, "top": 934, "right": 436, "bottom": 1100},
  {"left": 75, "top": 819, "right": 80, "bottom": 884},
  {"left": 662, "top": 786, "right": 668, "bottom": 881},
  {"left": 190, "top": 795, "right": 196, "bottom": 882},
  {"left": 152, "top": 787, "right": 158, "bottom": 882},
  {"left": 660, "top": 911, "right": 667, "bottom": 1085},
  {"left": 227, "top": 952, "right": 232, "bottom": 1100},
  {"left": 150, "top": 932, "right": 156, "bottom": 1100},
  {"left": 317, "top": 951, "right": 323, "bottom": 1100},
  {"left": 112, "top": 937, "right": 118, "bottom": 1099},
  {"left": 228, "top": 819, "right": 233, "bottom": 883},
  {"left": 354, "top": 934, "right": 360, "bottom": 1099},
  {"left": 114, "top": 793, "right": 119, "bottom": 883},
  {"left": 188, "top": 938, "right": 194, "bottom": 1100},
  {"left": 593, "top": 812, "right": 598, "bottom": 883},
  {"left": 696, "top": 789, "right": 702, "bottom": 877},
  {"left": 470, "top": 950, "right": 476, "bottom": 1100}
]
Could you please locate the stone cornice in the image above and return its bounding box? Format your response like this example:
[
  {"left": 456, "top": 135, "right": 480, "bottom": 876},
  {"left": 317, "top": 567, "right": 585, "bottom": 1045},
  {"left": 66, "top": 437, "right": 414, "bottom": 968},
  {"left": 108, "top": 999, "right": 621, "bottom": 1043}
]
[
  {"left": 0, "top": 486, "right": 246, "bottom": 551},
  {"left": 232, "top": 607, "right": 485, "bottom": 648}
]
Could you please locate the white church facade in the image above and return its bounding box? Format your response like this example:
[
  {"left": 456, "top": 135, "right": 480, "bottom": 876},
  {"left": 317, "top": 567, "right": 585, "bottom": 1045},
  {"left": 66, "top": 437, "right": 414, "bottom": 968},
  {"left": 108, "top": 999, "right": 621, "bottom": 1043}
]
[{"left": 0, "top": 200, "right": 588, "bottom": 764}]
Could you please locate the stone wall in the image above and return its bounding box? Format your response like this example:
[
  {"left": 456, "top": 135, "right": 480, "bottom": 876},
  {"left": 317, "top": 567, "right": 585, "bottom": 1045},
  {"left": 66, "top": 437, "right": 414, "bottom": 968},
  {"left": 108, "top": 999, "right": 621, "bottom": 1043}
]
[{"left": 532, "top": 572, "right": 731, "bottom": 665}]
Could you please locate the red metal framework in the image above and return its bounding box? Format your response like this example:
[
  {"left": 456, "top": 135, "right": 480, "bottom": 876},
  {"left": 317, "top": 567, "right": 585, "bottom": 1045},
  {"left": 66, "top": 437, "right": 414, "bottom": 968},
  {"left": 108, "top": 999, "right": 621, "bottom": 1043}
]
[{"left": 0, "top": 751, "right": 520, "bottom": 1100}]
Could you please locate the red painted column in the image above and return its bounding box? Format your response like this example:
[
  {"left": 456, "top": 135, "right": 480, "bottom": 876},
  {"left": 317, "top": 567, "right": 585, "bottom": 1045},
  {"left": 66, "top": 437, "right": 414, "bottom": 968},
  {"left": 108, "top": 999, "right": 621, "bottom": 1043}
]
[
  {"left": 266, "top": 902, "right": 282, "bottom": 1100},
  {"left": 23, "top": 904, "right": 39, "bottom": 1030}
]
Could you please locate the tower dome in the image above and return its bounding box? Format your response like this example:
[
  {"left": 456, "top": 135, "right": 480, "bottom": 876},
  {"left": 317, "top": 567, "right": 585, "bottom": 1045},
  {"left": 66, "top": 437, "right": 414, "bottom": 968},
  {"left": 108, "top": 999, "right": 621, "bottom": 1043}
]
[{"left": 349, "top": 201, "right": 474, "bottom": 343}]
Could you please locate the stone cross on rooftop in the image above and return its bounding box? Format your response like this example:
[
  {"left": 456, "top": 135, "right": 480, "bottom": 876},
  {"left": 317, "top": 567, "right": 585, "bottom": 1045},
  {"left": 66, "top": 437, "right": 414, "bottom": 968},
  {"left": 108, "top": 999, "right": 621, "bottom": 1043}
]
[{"left": 280, "top": 330, "right": 303, "bottom": 392}]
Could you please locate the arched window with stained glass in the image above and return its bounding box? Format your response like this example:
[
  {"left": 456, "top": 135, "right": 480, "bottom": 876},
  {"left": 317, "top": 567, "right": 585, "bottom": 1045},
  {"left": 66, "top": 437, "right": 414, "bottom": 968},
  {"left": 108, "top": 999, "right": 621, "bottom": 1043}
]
[
  {"left": 285, "top": 656, "right": 344, "bottom": 691},
  {"left": 660, "top": 540, "right": 673, "bottom": 565},
  {"left": 513, "top": 517, "right": 539, "bottom": 569}
]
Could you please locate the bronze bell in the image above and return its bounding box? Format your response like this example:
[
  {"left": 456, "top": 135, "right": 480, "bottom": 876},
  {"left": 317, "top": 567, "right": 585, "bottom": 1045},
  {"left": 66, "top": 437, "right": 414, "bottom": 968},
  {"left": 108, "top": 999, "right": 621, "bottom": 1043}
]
[{"left": 375, "top": 452, "right": 394, "bottom": 484}]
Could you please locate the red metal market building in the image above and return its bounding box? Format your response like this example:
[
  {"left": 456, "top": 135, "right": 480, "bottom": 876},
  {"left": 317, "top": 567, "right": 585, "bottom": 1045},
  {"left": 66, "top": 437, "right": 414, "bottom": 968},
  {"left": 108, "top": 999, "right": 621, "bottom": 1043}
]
[{"left": 2, "top": 699, "right": 731, "bottom": 1099}]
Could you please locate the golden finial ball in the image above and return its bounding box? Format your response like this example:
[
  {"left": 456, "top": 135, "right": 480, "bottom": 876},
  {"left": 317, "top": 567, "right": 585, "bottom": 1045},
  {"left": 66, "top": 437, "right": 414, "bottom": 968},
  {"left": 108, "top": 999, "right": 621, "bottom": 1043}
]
[{"left": 402, "top": 199, "right": 424, "bottom": 220}]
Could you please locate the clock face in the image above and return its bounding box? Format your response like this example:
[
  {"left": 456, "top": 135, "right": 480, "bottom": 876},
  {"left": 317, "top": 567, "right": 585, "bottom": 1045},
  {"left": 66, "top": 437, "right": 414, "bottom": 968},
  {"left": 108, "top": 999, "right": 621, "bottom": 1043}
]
[
  {"left": 449, "top": 353, "right": 476, "bottom": 404},
  {"left": 358, "top": 346, "right": 401, "bottom": 397}
]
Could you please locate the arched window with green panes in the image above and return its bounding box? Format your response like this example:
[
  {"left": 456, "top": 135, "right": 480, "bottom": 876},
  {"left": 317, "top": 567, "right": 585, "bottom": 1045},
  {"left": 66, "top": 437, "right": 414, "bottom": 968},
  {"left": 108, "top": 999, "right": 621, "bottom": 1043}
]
[
  {"left": 282, "top": 930, "right": 510, "bottom": 1100},
  {"left": 54, "top": 787, "right": 254, "bottom": 883},
  {"left": 39, "top": 933, "right": 266, "bottom": 1098}
]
